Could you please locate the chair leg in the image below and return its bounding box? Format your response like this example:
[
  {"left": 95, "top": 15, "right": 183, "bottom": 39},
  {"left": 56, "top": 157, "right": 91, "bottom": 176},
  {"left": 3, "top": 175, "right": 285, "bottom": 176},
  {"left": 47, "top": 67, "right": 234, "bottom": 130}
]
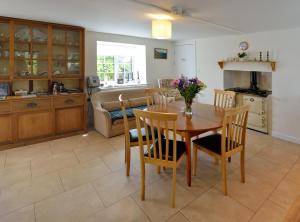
[
  {"left": 221, "top": 157, "right": 228, "bottom": 195},
  {"left": 241, "top": 150, "right": 245, "bottom": 183},
  {"left": 157, "top": 166, "right": 161, "bottom": 174},
  {"left": 141, "top": 163, "right": 145, "bottom": 201},
  {"left": 192, "top": 146, "right": 197, "bottom": 176},
  {"left": 126, "top": 146, "right": 131, "bottom": 177},
  {"left": 214, "top": 157, "right": 219, "bottom": 165},
  {"left": 228, "top": 157, "right": 231, "bottom": 162},
  {"left": 171, "top": 167, "right": 176, "bottom": 208}
]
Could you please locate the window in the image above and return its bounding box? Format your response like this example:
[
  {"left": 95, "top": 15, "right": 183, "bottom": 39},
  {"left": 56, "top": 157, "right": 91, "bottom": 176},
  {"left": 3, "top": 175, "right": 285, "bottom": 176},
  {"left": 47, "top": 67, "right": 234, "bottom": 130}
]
[{"left": 97, "top": 41, "right": 146, "bottom": 86}]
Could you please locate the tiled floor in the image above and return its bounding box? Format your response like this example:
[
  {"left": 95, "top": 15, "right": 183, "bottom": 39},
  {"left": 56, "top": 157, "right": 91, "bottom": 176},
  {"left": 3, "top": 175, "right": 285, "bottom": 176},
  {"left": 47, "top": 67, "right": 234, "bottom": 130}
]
[{"left": 0, "top": 130, "right": 300, "bottom": 222}]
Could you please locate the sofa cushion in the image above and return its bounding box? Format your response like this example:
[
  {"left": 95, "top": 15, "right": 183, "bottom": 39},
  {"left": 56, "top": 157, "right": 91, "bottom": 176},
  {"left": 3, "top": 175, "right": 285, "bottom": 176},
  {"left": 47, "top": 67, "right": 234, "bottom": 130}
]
[
  {"left": 102, "top": 101, "right": 121, "bottom": 111},
  {"left": 129, "top": 97, "right": 148, "bottom": 107},
  {"left": 109, "top": 105, "right": 147, "bottom": 123}
]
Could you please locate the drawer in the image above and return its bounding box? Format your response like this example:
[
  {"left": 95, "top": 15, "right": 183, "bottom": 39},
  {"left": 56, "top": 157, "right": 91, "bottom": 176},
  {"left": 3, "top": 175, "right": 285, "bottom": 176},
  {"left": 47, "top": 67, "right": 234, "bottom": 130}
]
[
  {"left": 54, "top": 95, "right": 84, "bottom": 108},
  {"left": 243, "top": 95, "right": 266, "bottom": 115},
  {"left": 0, "top": 101, "right": 11, "bottom": 114},
  {"left": 12, "top": 99, "right": 51, "bottom": 112}
]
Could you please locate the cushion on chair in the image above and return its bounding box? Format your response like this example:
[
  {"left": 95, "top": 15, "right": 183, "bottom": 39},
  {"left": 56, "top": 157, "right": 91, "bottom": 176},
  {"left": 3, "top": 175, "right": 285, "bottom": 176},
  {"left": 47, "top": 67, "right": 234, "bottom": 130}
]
[
  {"left": 193, "top": 133, "right": 240, "bottom": 154},
  {"left": 193, "top": 134, "right": 222, "bottom": 154},
  {"left": 129, "top": 127, "right": 159, "bottom": 142},
  {"left": 144, "top": 139, "right": 186, "bottom": 161}
]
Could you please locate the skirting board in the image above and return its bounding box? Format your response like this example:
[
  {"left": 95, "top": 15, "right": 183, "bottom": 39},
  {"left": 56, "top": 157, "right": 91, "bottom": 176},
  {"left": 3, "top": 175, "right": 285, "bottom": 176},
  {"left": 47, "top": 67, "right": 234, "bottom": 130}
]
[{"left": 272, "top": 131, "right": 300, "bottom": 145}]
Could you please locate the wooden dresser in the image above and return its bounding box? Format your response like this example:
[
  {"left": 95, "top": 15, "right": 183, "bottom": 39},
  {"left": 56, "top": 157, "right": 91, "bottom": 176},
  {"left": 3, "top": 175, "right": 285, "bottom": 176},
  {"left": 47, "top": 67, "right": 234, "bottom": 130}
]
[{"left": 0, "top": 17, "right": 86, "bottom": 150}]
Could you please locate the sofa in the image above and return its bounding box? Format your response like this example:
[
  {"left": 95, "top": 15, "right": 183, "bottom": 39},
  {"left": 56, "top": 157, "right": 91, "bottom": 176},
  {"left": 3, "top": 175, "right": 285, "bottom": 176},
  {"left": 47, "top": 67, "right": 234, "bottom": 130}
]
[{"left": 91, "top": 88, "right": 149, "bottom": 138}]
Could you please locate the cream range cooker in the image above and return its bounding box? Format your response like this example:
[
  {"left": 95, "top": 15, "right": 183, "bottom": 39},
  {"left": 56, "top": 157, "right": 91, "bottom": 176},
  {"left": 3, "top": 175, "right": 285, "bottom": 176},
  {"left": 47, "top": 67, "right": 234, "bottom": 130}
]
[{"left": 234, "top": 91, "right": 271, "bottom": 134}]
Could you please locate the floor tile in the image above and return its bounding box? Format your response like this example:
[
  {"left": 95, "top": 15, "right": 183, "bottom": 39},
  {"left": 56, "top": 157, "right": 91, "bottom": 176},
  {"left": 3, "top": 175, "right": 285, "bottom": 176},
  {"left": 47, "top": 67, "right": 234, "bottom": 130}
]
[
  {"left": 132, "top": 178, "right": 196, "bottom": 222},
  {"left": 31, "top": 152, "right": 79, "bottom": 177},
  {"left": 0, "top": 205, "right": 35, "bottom": 222},
  {"left": 35, "top": 183, "right": 104, "bottom": 222},
  {"left": 92, "top": 169, "right": 139, "bottom": 206},
  {"left": 59, "top": 158, "right": 111, "bottom": 190},
  {"left": 0, "top": 151, "right": 6, "bottom": 169},
  {"left": 74, "top": 142, "right": 115, "bottom": 163},
  {"left": 166, "top": 212, "right": 190, "bottom": 222},
  {"left": 258, "top": 147, "right": 298, "bottom": 168},
  {"left": 5, "top": 142, "right": 51, "bottom": 167},
  {"left": 102, "top": 150, "right": 127, "bottom": 171},
  {"left": 0, "top": 162, "right": 31, "bottom": 188},
  {"left": 215, "top": 173, "right": 274, "bottom": 211},
  {"left": 82, "top": 197, "right": 150, "bottom": 222},
  {"left": 269, "top": 179, "right": 300, "bottom": 210},
  {"left": 181, "top": 188, "right": 254, "bottom": 222},
  {"left": 0, "top": 172, "right": 63, "bottom": 216},
  {"left": 250, "top": 200, "right": 287, "bottom": 222},
  {"left": 286, "top": 162, "right": 300, "bottom": 185},
  {"left": 245, "top": 156, "right": 289, "bottom": 187}
]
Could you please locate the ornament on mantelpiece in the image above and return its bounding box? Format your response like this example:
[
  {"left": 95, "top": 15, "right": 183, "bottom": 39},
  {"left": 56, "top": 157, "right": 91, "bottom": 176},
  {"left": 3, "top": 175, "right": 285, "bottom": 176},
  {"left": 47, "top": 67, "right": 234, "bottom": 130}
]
[
  {"left": 266, "top": 51, "right": 270, "bottom": 62},
  {"left": 259, "top": 51, "right": 262, "bottom": 62}
]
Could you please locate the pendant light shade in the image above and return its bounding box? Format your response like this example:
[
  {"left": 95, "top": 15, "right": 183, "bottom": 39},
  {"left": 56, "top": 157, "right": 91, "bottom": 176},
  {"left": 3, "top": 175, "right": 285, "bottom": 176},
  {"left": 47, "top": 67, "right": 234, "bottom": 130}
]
[{"left": 152, "top": 20, "right": 172, "bottom": 39}]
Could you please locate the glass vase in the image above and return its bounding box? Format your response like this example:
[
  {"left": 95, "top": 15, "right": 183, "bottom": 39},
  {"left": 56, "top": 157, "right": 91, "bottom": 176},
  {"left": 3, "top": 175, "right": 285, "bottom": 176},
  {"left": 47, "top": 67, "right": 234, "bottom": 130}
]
[{"left": 185, "top": 98, "right": 193, "bottom": 116}]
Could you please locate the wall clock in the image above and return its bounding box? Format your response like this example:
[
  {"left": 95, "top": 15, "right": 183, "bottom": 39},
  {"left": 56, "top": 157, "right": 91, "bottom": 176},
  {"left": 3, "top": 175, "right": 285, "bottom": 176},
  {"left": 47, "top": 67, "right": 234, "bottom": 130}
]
[{"left": 239, "top": 41, "right": 249, "bottom": 51}]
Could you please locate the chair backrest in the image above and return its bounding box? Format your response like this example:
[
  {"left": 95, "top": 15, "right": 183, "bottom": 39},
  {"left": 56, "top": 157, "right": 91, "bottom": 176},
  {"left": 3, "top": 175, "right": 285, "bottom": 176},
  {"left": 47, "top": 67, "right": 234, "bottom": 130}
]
[
  {"left": 145, "top": 88, "right": 167, "bottom": 107},
  {"left": 221, "top": 105, "right": 250, "bottom": 154},
  {"left": 119, "top": 94, "right": 130, "bottom": 144},
  {"left": 133, "top": 109, "right": 178, "bottom": 165},
  {"left": 214, "top": 89, "right": 236, "bottom": 109}
]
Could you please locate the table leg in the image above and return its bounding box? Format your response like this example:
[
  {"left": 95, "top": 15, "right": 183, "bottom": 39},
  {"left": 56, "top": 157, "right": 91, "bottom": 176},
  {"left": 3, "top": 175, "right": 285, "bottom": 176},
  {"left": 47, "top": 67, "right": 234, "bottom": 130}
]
[{"left": 185, "top": 132, "right": 192, "bottom": 186}]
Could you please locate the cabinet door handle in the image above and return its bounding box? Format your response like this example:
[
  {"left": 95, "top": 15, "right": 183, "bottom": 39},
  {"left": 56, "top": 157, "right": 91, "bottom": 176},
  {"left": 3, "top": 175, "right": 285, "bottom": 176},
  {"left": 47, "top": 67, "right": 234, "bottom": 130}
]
[
  {"left": 27, "top": 102, "right": 38, "bottom": 108},
  {"left": 65, "top": 99, "right": 74, "bottom": 104}
]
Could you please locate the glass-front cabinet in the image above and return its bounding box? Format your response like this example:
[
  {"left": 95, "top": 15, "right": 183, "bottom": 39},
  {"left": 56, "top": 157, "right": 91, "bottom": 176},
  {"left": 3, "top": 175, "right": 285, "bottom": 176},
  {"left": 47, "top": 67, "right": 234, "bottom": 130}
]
[
  {"left": 52, "top": 28, "right": 81, "bottom": 77},
  {"left": 0, "top": 21, "right": 10, "bottom": 78},
  {"left": 14, "top": 24, "right": 48, "bottom": 78}
]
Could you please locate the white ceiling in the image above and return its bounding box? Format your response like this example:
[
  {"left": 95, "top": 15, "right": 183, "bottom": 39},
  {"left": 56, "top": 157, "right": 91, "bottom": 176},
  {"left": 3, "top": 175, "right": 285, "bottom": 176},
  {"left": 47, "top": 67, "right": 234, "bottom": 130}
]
[{"left": 1, "top": 0, "right": 300, "bottom": 41}]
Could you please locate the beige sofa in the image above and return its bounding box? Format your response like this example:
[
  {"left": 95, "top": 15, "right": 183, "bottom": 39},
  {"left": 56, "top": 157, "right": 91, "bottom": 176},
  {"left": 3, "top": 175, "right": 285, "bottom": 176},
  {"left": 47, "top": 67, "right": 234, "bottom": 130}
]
[{"left": 91, "top": 88, "right": 148, "bottom": 138}]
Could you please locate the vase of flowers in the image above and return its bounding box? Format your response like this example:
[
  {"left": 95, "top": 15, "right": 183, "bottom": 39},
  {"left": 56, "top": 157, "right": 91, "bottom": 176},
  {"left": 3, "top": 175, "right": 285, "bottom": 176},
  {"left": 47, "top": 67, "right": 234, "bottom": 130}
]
[{"left": 171, "top": 76, "right": 206, "bottom": 115}]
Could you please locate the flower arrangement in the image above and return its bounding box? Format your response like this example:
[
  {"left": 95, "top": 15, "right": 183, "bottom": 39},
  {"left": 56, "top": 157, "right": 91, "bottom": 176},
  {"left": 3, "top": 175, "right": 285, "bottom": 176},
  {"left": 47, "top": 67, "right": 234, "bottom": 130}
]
[{"left": 171, "top": 76, "right": 206, "bottom": 114}]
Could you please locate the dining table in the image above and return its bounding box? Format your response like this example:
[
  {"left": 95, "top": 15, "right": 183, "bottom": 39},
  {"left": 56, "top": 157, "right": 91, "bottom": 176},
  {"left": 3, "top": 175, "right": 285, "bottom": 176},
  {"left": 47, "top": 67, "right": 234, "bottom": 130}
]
[{"left": 147, "top": 101, "right": 224, "bottom": 187}]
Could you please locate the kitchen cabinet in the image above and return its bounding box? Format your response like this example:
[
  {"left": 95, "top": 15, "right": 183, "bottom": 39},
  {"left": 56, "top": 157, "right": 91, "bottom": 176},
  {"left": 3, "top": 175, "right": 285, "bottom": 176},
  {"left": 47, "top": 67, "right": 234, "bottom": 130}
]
[
  {"left": 55, "top": 106, "right": 84, "bottom": 134},
  {"left": 17, "top": 111, "right": 53, "bottom": 140},
  {"left": 0, "top": 114, "right": 12, "bottom": 144}
]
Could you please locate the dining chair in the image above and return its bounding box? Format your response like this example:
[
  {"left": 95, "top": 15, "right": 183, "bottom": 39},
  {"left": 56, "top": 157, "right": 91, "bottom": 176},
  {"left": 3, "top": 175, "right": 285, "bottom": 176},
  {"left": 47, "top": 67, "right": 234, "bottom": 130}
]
[
  {"left": 145, "top": 88, "right": 168, "bottom": 107},
  {"left": 213, "top": 89, "right": 236, "bottom": 163},
  {"left": 119, "top": 94, "right": 157, "bottom": 176},
  {"left": 133, "top": 109, "right": 186, "bottom": 208},
  {"left": 214, "top": 89, "right": 236, "bottom": 109},
  {"left": 192, "top": 105, "right": 250, "bottom": 195}
]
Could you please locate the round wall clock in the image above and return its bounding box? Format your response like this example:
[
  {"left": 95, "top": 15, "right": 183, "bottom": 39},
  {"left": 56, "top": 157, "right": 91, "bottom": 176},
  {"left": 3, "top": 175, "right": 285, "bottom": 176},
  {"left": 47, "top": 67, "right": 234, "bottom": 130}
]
[{"left": 239, "top": 41, "right": 249, "bottom": 51}]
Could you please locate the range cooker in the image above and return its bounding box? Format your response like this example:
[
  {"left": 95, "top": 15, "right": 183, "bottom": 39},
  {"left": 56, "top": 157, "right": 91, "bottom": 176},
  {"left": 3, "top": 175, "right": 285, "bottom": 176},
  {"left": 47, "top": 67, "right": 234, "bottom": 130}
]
[{"left": 226, "top": 72, "right": 271, "bottom": 134}]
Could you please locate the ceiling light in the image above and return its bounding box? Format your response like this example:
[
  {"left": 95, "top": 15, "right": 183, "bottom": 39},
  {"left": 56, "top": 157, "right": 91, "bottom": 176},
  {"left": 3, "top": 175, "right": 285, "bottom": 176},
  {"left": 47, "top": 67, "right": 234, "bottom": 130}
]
[
  {"left": 152, "top": 20, "right": 172, "bottom": 39},
  {"left": 148, "top": 14, "right": 174, "bottom": 20}
]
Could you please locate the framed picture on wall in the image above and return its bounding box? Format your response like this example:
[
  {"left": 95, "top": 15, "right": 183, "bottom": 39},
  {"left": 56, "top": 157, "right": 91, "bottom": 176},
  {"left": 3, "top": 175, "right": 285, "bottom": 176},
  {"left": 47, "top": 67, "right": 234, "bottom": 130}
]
[{"left": 154, "top": 48, "right": 168, "bottom": 59}]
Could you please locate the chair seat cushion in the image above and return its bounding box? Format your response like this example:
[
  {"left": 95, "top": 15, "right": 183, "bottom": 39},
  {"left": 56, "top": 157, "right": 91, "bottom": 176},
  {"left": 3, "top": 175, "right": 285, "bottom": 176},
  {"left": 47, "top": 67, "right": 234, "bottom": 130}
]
[
  {"left": 193, "top": 134, "right": 222, "bottom": 154},
  {"left": 193, "top": 134, "right": 240, "bottom": 154},
  {"left": 129, "top": 127, "right": 159, "bottom": 142},
  {"left": 144, "top": 139, "right": 186, "bottom": 161}
]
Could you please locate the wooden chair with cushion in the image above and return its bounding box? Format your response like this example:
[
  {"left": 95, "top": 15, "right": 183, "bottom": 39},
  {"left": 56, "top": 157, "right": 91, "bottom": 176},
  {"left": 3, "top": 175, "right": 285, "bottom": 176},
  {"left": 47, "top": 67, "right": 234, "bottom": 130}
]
[
  {"left": 214, "top": 89, "right": 236, "bottom": 109},
  {"left": 133, "top": 109, "right": 186, "bottom": 208},
  {"left": 192, "top": 105, "right": 250, "bottom": 195},
  {"left": 119, "top": 94, "right": 157, "bottom": 176}
]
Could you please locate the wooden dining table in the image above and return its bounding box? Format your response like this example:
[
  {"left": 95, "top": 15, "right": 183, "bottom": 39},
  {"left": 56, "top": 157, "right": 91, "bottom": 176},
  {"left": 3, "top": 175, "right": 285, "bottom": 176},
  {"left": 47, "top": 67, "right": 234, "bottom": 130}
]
[{"left": 147, "top": 101, "right": 224, "bottom": 186}]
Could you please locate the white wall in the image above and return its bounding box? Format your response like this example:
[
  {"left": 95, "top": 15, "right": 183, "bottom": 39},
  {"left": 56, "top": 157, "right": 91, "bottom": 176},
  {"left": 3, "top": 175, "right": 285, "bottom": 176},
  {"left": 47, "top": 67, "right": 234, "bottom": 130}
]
[
  {"left": 195, "top": 28, "right": 300, "bottom": 144},
  {"left": 85, "top": 31, "right": 175, "bottom": 87}
]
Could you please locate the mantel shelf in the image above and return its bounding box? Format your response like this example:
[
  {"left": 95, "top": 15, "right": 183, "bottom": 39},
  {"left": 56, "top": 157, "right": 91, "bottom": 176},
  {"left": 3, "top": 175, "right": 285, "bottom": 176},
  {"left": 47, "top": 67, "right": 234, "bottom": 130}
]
[{"left": 218, "top": 61, "right": 276, "bottom": 72}]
